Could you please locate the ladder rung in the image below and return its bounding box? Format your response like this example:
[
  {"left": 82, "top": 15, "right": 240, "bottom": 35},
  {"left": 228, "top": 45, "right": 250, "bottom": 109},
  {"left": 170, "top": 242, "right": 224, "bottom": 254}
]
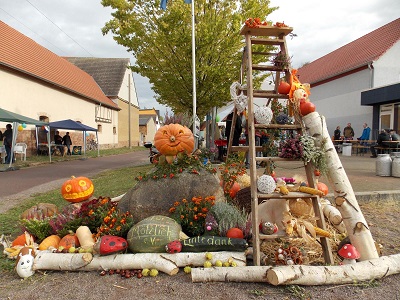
[
  {"left": 250, "top": 37, "right": 285, "bottom": 45},
  {"left": 260, "top": 233, "right": 286, "bottom": 240},
  {"left": 255, "top": 157, "right": 302, "bottom": 162},
  {"left": 242, "top": 89, "right": 289, "bottom": 99},
  {"left": 252, "top": 64, "right": 287, "bottom": 71},
  {"left": 230, "top": 146, "right": 263, "bottom": 152},
  {"left": 254, "top": 124, "right": 302, "bottom": 130},
  {"left": 257, "top": 192, "right": 319, "bottom": 199}
]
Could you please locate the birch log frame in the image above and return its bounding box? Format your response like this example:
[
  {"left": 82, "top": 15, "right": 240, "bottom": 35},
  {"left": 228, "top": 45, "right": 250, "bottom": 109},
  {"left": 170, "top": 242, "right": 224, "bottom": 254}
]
[
  {"left": 191, "top": 253, "right": 400, "bottom": 285},
  {"left": 33, "top": 251, "right": 246, "bottom": 276},
  {"left": 302, "top": 112, "right": 379, "bottom": 261}
]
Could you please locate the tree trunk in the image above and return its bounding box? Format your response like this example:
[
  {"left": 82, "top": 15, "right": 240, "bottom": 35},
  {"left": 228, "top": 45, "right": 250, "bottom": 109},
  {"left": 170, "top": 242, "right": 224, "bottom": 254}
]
[
  {"left": 302, "top": 112, "right": 379, "bottom": 261},
  {"left": 191, "top": 254, "right": 400, "bottom": 285},
  {"left": 33, "top": 251, "right": 246, "bottom": 276}
]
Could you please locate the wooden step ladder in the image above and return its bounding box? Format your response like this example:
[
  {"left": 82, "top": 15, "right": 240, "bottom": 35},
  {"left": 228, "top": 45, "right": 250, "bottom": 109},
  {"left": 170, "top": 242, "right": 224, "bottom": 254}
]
[{"left": 227, "top": 24, "right": 334, "bottom": 266}]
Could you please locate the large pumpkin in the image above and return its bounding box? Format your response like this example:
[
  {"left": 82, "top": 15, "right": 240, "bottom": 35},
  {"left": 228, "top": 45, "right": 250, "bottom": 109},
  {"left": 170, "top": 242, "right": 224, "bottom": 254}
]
[
  {"left": 127, "top": 215, "right": 182, "bottom": 253},
  {"left": 154, "top": 124, "right": 195, "bottom": 156},
  {"left": 61, "top": 176, "right": 94, "bottom": 203}
]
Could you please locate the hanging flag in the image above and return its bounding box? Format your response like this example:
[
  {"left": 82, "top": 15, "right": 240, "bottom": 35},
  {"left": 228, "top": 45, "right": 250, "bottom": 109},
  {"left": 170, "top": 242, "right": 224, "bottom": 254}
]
[{"left": 160, "top": 0, "right": 192, "bottom": 10}]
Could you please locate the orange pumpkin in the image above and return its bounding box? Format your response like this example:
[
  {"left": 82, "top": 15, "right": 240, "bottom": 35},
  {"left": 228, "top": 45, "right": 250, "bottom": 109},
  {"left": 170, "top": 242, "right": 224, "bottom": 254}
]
[
  {"left": 317, "top": 182, "right": 329, "bottom": 196},
  {"left": 61, "top": 176, "right": 94, "bottom": 203},
  {"left": 226, "top": 228, "right": 244, "bottom": 239},
  {"left": 278, "top": 80, "right": 291, "bottom": 94},
  {"left": 228, "top": 182, "right": 241, "bottom": 199},
  {"left": 154, "top": 124, "right": 194, "bottom": 156},
  {"left": 59, "top": 232, "right": 80, "bottom": 249}
]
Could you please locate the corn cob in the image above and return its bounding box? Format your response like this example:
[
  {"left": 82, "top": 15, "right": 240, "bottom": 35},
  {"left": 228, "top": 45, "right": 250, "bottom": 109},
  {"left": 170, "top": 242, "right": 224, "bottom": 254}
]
[
  {"left": 314, "top": 226, "right": 331, "bottom": 238},
  {"left": 299, "top": 186, "right": 324, "bottom": 196},
  {"left": 279, "top": 185, "right": 289, "bottom": 195}
]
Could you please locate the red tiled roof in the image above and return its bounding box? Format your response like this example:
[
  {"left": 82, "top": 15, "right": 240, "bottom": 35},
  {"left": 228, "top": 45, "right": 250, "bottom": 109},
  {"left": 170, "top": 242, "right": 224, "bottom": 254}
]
[
  {"left": 0, "top": 21, "right": 118, "bottom": 109},
  {"left": 297, "top": 18, "right": 400, "bottom": 85}
]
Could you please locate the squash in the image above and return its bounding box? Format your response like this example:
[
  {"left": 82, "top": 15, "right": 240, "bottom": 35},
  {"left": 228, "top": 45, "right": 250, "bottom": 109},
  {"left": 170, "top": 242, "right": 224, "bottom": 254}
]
[
  {"left": 39, "top": 235, "right": 61, "bottom": 250},
  {"left": 12, "top": 233, "right": 28, "bottom": 247},
  {"left": 300, "top": 101, "right": 316, "bottom": 116},
  {"left": 21, "top": 203, "right": 59, "bottom": 220},
  {"left": 76, "top": 226, "right": 95, "bottom": 249},
  {"left": 127, "top": 215, "right": 182, "bottom": 253},
  {"left": 180, "top": 236, "right": 248, "bottom": 252},
  {"left": 59, "top": 232, "right": 80, "bottom": 249},
  {"left": 61, "top": 176, "right": 94, "bottom": 203},
  {"left": 154, "top": 124, "right": 194, "bottom": 156},
  {"left": 226, "top": 228, "right": 244, "bottom": 239}
]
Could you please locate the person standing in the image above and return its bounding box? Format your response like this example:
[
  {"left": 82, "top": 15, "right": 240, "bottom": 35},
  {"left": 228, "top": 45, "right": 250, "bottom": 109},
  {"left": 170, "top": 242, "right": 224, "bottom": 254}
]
[
  {"left": 54, "top": 130, "right": 63, "bottom": 155},
  {"left": 343, "top": 123, "right": 354, "bottom": 140},
  {"left": 358, "top": 123, "right": 371, "bottom": 153},
  {"left": 333, "top": 126, "right": 342, "bottom": 153},
  {"left": 3, "top": 124, "right": 13, "bottom": 164},
  {"left": 62, "top": 132, "right": 72, "bottom": 155}
]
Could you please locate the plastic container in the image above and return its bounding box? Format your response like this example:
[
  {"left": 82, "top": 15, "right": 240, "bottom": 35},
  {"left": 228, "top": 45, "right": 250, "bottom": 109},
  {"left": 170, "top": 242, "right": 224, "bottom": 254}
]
[
  {"left": 342, "top": 143, "right": 352, "bottom": 156},
  {"left": 376, "top": 154, "right": 392, "bottom": 176}
]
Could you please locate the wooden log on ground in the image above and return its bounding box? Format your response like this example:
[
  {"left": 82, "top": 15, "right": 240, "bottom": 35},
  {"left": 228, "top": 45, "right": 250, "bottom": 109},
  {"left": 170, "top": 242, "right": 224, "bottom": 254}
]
[
  {"left": 33, "top": 251, "right": 246, "bottom": 276},
  {"left": 302, "top": 112, "right": 379, "bottom": 261},
  {"left": 266, "top": 253, "right": 400, "bottom": 285},
  {"left": 191, "top": 254, "right": 400, "bottom": 285}
]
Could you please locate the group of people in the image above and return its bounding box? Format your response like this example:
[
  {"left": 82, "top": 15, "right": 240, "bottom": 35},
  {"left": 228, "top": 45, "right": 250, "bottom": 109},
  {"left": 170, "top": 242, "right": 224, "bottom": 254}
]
[
  {"left": 333, "top": 122, "right": 399, "bottom": 157},
  {"left": 54, "top": 131, "right": 72, "bottom": 155}
]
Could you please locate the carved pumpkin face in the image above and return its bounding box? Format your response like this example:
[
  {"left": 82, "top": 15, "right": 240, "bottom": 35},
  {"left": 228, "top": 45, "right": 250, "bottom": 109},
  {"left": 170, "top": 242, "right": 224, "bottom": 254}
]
[
  {"left": 154, "top": 124, "right": 195, "bottom": 156},
  {"left": 61, "top": 176, "right": 94, "bottom": 203}
]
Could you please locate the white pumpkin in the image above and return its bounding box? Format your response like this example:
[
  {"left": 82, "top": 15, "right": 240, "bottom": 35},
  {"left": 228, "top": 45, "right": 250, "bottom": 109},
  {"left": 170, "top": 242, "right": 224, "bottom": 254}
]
[
  {"left": 257, "top": 175, "right": 276, "bottom": 194},
  {"left": 255, "top": 106, "right": 273, "bottom": 124}
]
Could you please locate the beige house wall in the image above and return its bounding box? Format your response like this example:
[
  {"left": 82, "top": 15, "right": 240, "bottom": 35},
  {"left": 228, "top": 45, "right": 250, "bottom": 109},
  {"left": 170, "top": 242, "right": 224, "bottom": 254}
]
[{"left": 0, "top": 69, "right": 119, "bottom": 153}]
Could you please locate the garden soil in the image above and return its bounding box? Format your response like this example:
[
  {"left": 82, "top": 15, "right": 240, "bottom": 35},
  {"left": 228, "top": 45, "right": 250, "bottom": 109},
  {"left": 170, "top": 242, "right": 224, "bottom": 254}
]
[{"left": 1, "top": 154, "right": 400, "bottom": 300}]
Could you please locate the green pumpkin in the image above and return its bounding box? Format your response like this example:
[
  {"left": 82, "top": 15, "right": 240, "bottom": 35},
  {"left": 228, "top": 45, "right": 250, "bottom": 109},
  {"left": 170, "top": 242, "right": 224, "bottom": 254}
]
[{"left": 127, "top": 215, "right": 182, "bottom": 253}]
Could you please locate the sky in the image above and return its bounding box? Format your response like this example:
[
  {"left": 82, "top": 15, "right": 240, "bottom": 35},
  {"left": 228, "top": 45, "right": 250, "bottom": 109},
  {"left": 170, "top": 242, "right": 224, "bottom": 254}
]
[{"left": 1, "top": 0, "right": 399, "bottom": 118}]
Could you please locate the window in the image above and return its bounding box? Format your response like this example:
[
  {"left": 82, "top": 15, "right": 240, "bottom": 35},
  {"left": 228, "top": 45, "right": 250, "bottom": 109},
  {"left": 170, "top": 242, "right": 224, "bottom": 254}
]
[
  {"left": 97, "top": 124, "right": 102, "bottom": 133},
  {"left": 39, "top": 115, "right": 49, "bottom": 123},
  {"left": 113, "top": 126, "right": 116, "bottom": 134}
]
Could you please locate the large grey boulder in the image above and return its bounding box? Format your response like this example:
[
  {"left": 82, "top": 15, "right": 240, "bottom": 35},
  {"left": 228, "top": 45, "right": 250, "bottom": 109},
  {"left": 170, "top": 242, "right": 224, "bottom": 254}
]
[{"left": 118, "top": 168, "right": 223, "bottom": 222}]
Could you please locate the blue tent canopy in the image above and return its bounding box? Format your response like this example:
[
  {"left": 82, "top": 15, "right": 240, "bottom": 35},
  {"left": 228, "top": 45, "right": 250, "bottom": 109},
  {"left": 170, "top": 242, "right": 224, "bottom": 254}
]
[
  {"left": 45, "top": 119, "right": 99, "bottom": 156},
  {"left": 48, "top": 119, "right": 97, "bottom": 131}
]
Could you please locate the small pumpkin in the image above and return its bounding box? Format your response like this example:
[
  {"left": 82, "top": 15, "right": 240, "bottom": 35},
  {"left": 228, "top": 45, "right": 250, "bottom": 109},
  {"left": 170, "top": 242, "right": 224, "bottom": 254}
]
[
  {"left": 61, "top": 176, "right": 94, "bottom": 203},
  {"left": 39, "top": 235, "right": 61, "bottom": 250},
  {"left": 300, "top": 101, "right": 316, "bottom": 116},
  {"left": 278, "top": 80, "right": 291, "bottom": 94},
  {"left": 12, "top": 233, "right": 29, "bottom": 247},
  {"left": 154, "top": 124, "right": 195, "bottom": 156},
  {"left": 317, "top": 182, "right": 329, "bottom": 196},
  {"left": 226, "top": 228, "right": 244, "bottom": 239},
  {"left": 59, "top": 232, "right": 80, "bottom": 249}
]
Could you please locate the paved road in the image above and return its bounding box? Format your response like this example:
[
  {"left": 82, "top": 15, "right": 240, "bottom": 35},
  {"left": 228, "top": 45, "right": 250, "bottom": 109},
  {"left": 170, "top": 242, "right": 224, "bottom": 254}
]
[{"left": 0, "top": 150, "right": 150, "bottom": 211}]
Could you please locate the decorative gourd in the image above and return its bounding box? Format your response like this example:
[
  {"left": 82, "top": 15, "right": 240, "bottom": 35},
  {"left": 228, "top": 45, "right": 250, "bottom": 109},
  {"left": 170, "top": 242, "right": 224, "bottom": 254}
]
[
  {"left": 300, "top": 101, "right": 316, "bottom": 116},
  {"left": 226, "top": 228, "right": 244, "bottom": 239},
  {"left": 76, "top": 226, "right": 95, "bottom": 250},
  {"left": 127, "top": 215, "right": 182, "bottom": 253},
  {"left": 61, "top": 176, "right": 94, "bottom": 203},
  {"left": 39, "top": 235, "right": 61, "bottom": 250},
  {"left": 59, "top": 232, "right": 80, "bottom": 249},
  {"left": 21, "top": 203, "right": 59, "bottom": 220},
  {"left": 154, "top": 124, "right": 195, "bottom": 156},
  {"left": 257, "top": 175, "right": 276, "bottom": 194},
  {"left": 12, "top": 231, "right": 34, "bottom": 247}
]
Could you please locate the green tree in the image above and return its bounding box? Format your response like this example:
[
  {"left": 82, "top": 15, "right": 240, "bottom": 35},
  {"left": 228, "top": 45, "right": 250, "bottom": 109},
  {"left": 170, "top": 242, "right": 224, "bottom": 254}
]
[{"left": 101, "top": 0, "right": 276, "bottom": 119}]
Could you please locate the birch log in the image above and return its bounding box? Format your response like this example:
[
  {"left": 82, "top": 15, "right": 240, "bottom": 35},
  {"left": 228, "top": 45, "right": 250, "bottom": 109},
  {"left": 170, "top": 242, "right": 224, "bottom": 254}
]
[
  {"left": 266, "top": 253, "right": 400, "bottom": 285},
  {"left": 33, "top": 251, "right": 246, "bottom": 276},
  {"left": 320, "top": 199, "right": 347, "bottom": 233},
  {"left": 191, "top": 254, "right": 400, "bottom": 285},
  {"left": 302, "top": 112, "right": 379, "bottom": 261}
]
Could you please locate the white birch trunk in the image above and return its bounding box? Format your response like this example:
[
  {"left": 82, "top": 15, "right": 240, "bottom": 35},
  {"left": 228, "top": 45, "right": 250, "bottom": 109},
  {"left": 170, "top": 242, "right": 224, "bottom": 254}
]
[
  {"left": 33, "top": 251, "right": 246, "bottom": 276},
  {"left": 302, "top": 112, "right": 379, "bottom": 261},
  {"left": 191, "top": 254, "right": 400, "bottom": 285}
]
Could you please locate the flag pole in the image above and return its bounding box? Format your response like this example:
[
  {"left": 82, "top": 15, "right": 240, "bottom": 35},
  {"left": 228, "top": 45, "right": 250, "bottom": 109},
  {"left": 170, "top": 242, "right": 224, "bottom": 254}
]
[{"left": 190, "top": 0, "right": 197, "bottom": 145}]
